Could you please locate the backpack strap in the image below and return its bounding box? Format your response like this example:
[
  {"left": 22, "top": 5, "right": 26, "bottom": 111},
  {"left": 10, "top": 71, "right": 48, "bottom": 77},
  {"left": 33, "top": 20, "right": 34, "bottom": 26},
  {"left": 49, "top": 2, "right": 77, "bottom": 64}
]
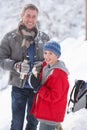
[
  {"left": 74, "top": 80, "right": 85, "bottom": 102},
  {"left": 67, "top": 80, "right": 85, "bottom": 113},
  {"left": 67, "top": 84, "right": 76, "bottom": 113}
]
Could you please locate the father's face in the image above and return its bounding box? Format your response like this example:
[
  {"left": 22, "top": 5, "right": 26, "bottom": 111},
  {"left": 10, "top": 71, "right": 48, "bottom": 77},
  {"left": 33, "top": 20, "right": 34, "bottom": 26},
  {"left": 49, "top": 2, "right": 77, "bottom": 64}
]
[{"left": 21, "top": 9, "right": 38, "bottom": 29}]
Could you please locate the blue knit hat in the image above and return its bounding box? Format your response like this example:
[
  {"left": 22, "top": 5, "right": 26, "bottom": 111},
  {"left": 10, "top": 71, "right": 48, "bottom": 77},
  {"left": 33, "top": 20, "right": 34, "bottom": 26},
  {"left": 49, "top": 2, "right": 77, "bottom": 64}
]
[{"left": 43, "top": 41, "right": 61, "bottom": 57}]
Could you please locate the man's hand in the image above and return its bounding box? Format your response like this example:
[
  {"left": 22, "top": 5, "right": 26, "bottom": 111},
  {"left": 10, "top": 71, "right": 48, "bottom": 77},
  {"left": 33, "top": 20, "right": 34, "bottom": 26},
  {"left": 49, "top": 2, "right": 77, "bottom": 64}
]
[{"left": 14, "top": 60, "right": 30, "bottom": 77}]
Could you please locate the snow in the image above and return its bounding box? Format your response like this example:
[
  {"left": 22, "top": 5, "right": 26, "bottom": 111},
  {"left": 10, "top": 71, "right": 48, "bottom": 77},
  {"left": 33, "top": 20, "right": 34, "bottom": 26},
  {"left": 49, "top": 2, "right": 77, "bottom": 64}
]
[
  {"left": 0, "top": 87, "right": 11, "bottom": 130},
  {"left": 0, "top": 37, "right": 87, "bottom": 130},
  {"left": 0, "top": 0, "right": 87, "bottom": 130}
]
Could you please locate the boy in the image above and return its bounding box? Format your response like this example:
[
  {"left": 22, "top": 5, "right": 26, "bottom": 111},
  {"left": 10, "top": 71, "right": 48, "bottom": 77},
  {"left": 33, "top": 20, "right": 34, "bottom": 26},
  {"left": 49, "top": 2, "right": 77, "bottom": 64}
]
[{"left": 28, "top": 40, "right": 69, "bottom": 130}]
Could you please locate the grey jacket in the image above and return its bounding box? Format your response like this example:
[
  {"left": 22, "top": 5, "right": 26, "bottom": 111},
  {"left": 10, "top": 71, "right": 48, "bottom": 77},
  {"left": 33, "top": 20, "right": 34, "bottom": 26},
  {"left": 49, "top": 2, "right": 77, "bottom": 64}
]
[{"left": 0, "top": 28, "right": 49, "bottom": 88}]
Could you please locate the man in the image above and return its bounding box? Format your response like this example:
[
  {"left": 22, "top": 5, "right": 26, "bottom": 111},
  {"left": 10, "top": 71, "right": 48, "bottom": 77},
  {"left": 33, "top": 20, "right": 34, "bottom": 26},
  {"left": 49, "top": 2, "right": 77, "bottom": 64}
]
[{"left": 0, "top": 4, "right": 49, "bottom": 130}]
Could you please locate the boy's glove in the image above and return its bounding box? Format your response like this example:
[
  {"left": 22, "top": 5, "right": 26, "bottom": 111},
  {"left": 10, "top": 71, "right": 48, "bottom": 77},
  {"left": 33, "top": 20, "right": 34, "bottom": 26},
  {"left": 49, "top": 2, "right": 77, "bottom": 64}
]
[
  {"left": 26, "top": 61, "right": 42, "bottom": 92},
  {"left": 28, "top": 73, "right": 41, "bottom": 92},
  {"left": 32, "top": 61, "right": 42, "bottom": 78}
]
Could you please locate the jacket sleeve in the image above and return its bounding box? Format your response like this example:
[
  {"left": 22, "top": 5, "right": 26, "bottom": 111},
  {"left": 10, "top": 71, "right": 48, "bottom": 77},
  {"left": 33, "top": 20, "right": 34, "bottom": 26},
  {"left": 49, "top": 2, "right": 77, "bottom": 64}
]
[
  {"left": 0, "top": 34, "right": 15, "bottom": 70},
  {"left": 38, "top": 74, "right": 69, "bottom": 103}
]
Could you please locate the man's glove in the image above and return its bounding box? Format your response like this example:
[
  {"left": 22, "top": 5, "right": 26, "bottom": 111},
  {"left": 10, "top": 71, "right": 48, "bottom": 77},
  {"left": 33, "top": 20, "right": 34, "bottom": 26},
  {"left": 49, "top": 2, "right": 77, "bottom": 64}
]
[
  {"left": 32, "top": 61, "right": 42, "bottom": 78},
  {"left": 14, "top": 59, "right": 30, "bottom": 79}
]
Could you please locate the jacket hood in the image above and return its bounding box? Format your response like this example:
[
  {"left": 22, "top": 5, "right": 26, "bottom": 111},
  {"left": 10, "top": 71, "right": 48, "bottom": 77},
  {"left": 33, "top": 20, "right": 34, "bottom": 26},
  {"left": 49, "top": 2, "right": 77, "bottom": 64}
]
[{"left": 49, "top": 60, "right": 69, "bottom": 75}]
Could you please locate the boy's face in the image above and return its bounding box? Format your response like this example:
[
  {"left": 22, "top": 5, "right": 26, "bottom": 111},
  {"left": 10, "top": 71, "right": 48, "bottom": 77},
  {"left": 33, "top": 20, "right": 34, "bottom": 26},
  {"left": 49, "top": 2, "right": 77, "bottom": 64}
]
[
  {"left": 21, "top": 9, "right": 38, "bottom": 29},
  {"left": 44, "top": 50, "right": 58, "bottom": 66}
]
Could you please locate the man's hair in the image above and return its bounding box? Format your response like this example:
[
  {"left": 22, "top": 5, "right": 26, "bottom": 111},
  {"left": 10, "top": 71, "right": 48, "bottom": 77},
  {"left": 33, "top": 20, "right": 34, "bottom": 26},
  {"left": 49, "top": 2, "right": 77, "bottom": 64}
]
[{"left": 22, "top": 4, "right": 39, "bottom": 14}]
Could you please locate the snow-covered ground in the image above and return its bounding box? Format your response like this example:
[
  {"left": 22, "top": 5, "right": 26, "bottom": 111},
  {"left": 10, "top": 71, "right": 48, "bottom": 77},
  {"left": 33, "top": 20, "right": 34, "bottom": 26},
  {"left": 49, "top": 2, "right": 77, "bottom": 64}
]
[
  {"left": 0, "top": 0, "right": 87, "bottom": 130},
  {"left": 0, "top": 37, "right": 87, "bottom": 130}
]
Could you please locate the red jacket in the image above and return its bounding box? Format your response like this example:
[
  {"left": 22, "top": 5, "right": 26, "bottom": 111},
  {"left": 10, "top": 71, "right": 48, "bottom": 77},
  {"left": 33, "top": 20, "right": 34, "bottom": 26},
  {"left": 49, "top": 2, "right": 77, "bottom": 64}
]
[{"left": 30, "top": 62, "right": 69, "bottom": 122}]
